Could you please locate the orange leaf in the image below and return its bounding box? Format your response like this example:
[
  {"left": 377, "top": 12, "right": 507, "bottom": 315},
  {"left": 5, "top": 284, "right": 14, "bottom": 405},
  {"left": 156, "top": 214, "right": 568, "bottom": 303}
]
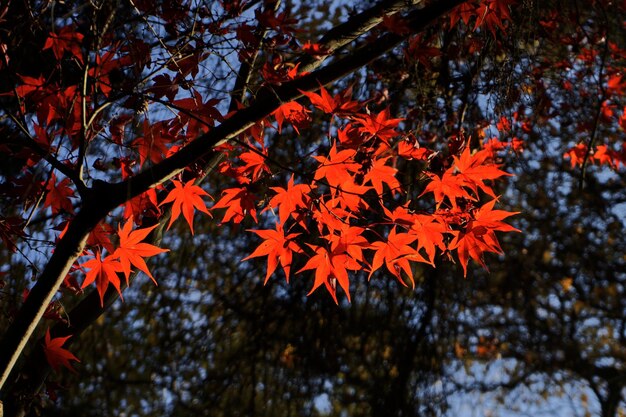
[
  {"left": 159, "top": 179, "right": 212, "bottom": 234},
  {"left": 297, "top": 245, "right": 359, "bottom": 303},
  {"left": 409, "top": 214, "right": 447, "bottom": 265},
  {"left": 563, "top": 143, "right": 588, "bottom": 168},
  {"left": 236, "top": 149, "right": 272, "bottom": 182},
  {"left": 113, "top": 219, "right": 169, "bottom": 283},
  {"left": 448, "top": 199, "right": 519, "bottom": 276},
  {"left": 211, "top": 186, "right": 258, "bottom": 224},
  {"left": 300, "top": 84, "right": 360, "bottom": 115},
  {"left": 267, "top": 175, "right": 312, "bottom": 225},
  {"left": 354, "top": 108, "right": 403, "bottom": 145},
  {"left": 273, "top": 101, "right": 310, "bottom": 134},
  {"left": 363, "top": 156, "right": 400, "bottom": 197},
  {"left": 420, "top": 170, "right": 475, "bottom": 209},
  {"left": 301, "top": 41, "right": 330, "bottom": 56},
  {"left": 81, "top": 250, "right": 124, "bottom": 306},
  {"left": 368, "top": 227, "right": 426, "bottom": 287},
  {"left": 300, "top": 84, "right": 336, "bottom": 114},
  {"left": 243, "top": 223, "right": 302, "bottom": 284},
  {"left": 453, "top": 147, "right": 512, "bottom": 197},
  {"left": 333, "top": 179, "right": 371, "bottom": 212},
  {"left": 313, "top": 143, "right": 359, "bottom": 188}
]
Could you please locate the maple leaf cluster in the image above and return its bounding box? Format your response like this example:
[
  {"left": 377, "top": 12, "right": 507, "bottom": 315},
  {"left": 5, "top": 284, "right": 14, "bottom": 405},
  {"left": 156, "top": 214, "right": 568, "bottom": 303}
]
[
  {"left": 80, "top": 219, "right": 169, "bottom": 306},
  {"left": 0, "top": 0, "right": 540, "bottom": 379},
  {"left": 207, "top": 84, "right": 521, "bottom": 303}
]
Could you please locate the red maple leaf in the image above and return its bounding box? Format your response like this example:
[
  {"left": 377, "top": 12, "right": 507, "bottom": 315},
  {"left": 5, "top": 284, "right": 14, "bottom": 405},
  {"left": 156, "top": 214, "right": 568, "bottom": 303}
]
[
  {"left": 211, "top": 186, "right": 258, "bottom": 224},
  {"left": 482, "top": 137, "right": 508, "bottom": 157},
  {"left": 300, "top": 84, "right": 360, "bottom": 115},
  {"left": 313, "top": 143, "right": 359, "bottom": 188},
  {"left": 333, "top": 180, "right": 371, "bottom": 212},
  {"left": 86, "top": 222, "right": 115, "bottom": 253},
  {"left": 362, "top": 156, "right": 400, "bottom": 197},
  {"left": 409, "top": 214, "right": 448, "bottom": 265},
  {"left": 43, "top": 26, "right": 84, "bottom": 64},
  {"left": 159, "top": 179, "right": 212, "bottom": 234},
  {"left": 607, "top": 74, "right": 625, "bottom": 95},
  {"left": 311, "top": 197, "right": 355, "bottom": 234},
  {"left": 354, "top": 108, "right": 403, "bottom": 145},
  {"left": 87, "top": 50, "right": 123, "bottom": 97},
  {"left": 398, "top": 137, "right": 432, "bottom": 161},
  {"left": 273, "top": 101, "right": 311, "bottom": 134},
  {"left": 236, "top": 149, "right": 272, "bottom": 182},
  {"left": 405, "top": 35, "right": 442, "bottom": 69},
  {"left": 173, "top": 91, "right": 223, "bottom": 135},
  {"left": 475, "top": 0, "right": 516, "bottom": 38},
  {"left": 43, "top": 329, "right": 80, "bottom": 373},
  {"left": 123, "top": 188, "right": 160, "bottom": 222},
  {"left": 14, "top": 74, "right": 46, "bottom": 100},
  {"left": 0, "top": 216, "right": 25, "bottom": 253},
  {"left": 381, "top": 14, "right": 412, "bottom": 35},
  {"left": 449, "top": 1, "right": 477, "bottom": 28},
  {"left": 147, "top": 73, "right": 179, "bottom": 101},
  {"left": 43, "top": 173, "right": 75, "bottom": 215},
  {"left": 81, "top": 250, "right": 124, "bottom": 305},
  {"left": 368, "top": 227, "right": 427, "bottom": 288},
  {"left": 383, "top": 204, "right": 416, "bottom": 228},
  {"left": 113, "top": 219, "right": 169, "bottom": 283},
  {"left": 337, "top": 123, "right": 365, "bottom": 148},
  {"left": 267, "top": 175, "right": 312, "bottom": 225},
  {"left": 563, "top": 143, "right": 588, "bottom": 168},
  {"left": 332, "top": 86, "right": 361, "bottom": 114},
  {"left": 243, "top": 224, "right": 303, "bottom": 284},
  {"left": 448, "top": 199, "right": 519, "bottom": 276},
  {"left": 420, "top": 170, "right": 475, "bottom": 209},
  {"left": 133, "top": 119, "right": 172, "bottom": 166},
  {"left": 301, "top": 41, "right": 330, "bottom": 56},
  {"left": 324, "top": 224, "right": 370, "bottom": 265},
  {"left": 297, "top": 245, "right": 360, "bottom": 303},
  {"left": 300, "top": 84, "right": 336, "bottom": 114},
  {"left": 593, "top": 144, "right": 622, "bottom": 169},
  {"left": 133, "top": 135, "right": 169, "bottom": 167},
  {"left": 453, "top": 147, "right": 512, "bottom": 197}
]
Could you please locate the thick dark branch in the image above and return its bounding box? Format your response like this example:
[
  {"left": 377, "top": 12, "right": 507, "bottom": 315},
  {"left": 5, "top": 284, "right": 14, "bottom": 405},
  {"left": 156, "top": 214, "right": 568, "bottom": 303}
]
[
  {"left": 299, "top": 0, "right": 424, "bottom": 73},
  {"left": 0, "top": 206, "right": 102, "bottom": 396},
  {"left": 228, "top": 0, "right": 281, "bottom": 111}
]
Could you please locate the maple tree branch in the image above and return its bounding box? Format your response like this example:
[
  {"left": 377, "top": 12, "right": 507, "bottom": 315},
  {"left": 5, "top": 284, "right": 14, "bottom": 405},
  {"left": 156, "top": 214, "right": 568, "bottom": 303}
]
[
  {"left": 0, "top": 207, "right": 101, "bottom": 398},
  {"left": 298, "top": 0, "right": 424, "bottom": 74},
  {"left": 76, "top": 55, "right": 91, "bottom": 185},
  {"left": 0, "top": 0, "right": 464, "bottom": 407},
  {"left": 228, "top": 0, "right": 282, "bottom": 111}
]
